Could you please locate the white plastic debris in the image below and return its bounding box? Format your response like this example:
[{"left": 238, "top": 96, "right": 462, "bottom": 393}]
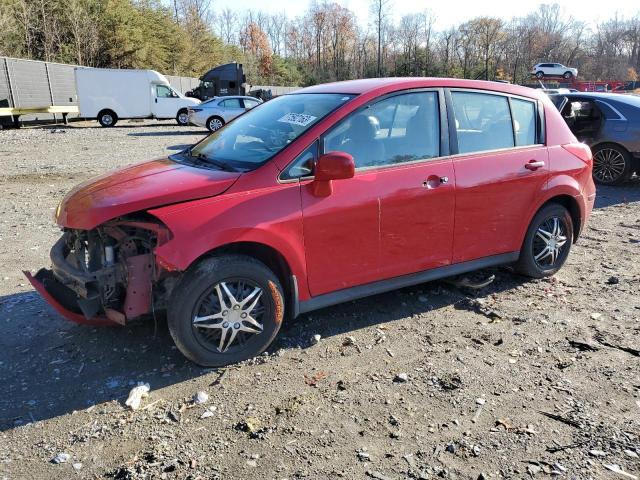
[
  {"left": 124, "top": 382, "right": 150, "bottom": 410},
  {"left": 193, "top": 391, "right": 209, "bottom": 404},
  {"left": 200, "top": 410, "right": 214, "bottom": 419},
  {"left": 51, "top": 453, "right": 70, "bottom": 464}
]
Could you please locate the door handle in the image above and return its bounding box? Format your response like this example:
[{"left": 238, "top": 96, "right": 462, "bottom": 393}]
[
  {"left": 422, "top": 175, "right": 449, "bottom": 188},
  {"left": 524, "top": 160, "right": 545, "bottom": 170}
]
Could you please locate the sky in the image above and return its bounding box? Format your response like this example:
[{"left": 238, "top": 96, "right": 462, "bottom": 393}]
[{"left": 222, "top": 0, "right": 638, "bottom": 30}]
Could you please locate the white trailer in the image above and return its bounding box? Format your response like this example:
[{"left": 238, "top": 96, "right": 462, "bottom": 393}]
[{"left": 75, "top": 68, "right": 200, "bottom": 127}]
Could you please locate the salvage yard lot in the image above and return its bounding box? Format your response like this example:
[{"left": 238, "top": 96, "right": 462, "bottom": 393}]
[{"left": 0, "top": 121, "right": 639, "bottom": 479}]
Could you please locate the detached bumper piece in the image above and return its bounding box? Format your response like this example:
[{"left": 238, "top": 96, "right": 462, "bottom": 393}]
[
  {"left": 25, "top": 229, "right": 156, "bottom": 327},
  {"left": 24, "top": 269, "right": 119, "bottom": 326}
]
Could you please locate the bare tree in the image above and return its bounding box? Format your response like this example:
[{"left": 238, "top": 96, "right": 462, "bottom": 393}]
[{"left": 370, "top": 0, "right": 391, "bottom": 76}]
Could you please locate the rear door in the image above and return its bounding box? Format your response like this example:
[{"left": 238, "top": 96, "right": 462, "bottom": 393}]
[
  {"left": 448, "top": 89, "right": 548, "bottom": 263},
  {"left": 219, "top": 98, "right": 246, "bottom": 122}
]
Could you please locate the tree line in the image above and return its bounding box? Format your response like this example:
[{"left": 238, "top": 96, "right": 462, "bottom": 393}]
[{"left": 1, "top": 0, "right": 639, "bottom": 87}]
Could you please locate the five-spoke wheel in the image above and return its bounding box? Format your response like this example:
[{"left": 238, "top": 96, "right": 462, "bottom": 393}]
[
  {"left": 515, "top": 203, "right": 573, "bottom": 278},
  {"left": 168, "top": 255, "right": 284, "bottom": 367}
]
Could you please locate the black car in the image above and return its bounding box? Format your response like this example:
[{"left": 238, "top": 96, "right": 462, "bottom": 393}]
[{"left": 549, "top": 92, "right": 640, "bottom": 185}]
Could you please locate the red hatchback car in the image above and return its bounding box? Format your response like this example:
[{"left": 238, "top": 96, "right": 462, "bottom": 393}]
[{"left": 26, "top": 78, "right": 595, "bottom": 366}]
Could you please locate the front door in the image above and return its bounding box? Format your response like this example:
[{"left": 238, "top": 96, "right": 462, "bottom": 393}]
[
  {"left": 300, "top": 90, "right": 455, "bottom": 296},
  {"left": 153, "top": 84, "right": 180, "bottom": 119},
  {"left": 448, "top": 90, "right": 549, "bottom": 263}
]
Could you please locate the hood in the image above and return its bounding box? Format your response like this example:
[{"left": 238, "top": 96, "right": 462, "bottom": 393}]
[{"left": 57, "top": 158, "right": 240, "bottom": 230}]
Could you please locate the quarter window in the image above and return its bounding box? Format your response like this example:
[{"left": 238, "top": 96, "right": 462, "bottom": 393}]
[
  {"left": 323, "top": 92, "right": 440, "bottom": 168},
  {"left": 511, "top": 98, "right": 537, "bottom": 146},
  {"left": 451, "top": 91, "right": 514, "bottom": 154}
]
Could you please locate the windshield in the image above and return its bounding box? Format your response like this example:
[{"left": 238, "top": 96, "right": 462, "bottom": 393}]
[{"left": 189, "top": 93, "right": 355, "bottom": 170}]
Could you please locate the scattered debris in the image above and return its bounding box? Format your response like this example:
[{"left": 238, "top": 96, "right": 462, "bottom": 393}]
[
  {"left": 538, "top": 410, "right": 582, "bottom": 429},
  {"left": 124, "top": 383, "right": 150, "bottom": 410},
  {"left": 311, "top": 334, "right": 322, "bottom": 345},
  {"left": 393, "top": 373, "right": 409, "bottom": 383},
  {"left": 51, "top": 453, "right": 70, "bottom": 464},
  {"left": 193, "top": 391, "right": 209, "bottom": 404},
  {"left": 603, "top": 464, "right": 638, "bottom": 480},
  {"left": 445, "top": 274, "right": 495, "bottom": 290},
  {"left": 304, "top": 370, "right": 328, "bottom": 387}
]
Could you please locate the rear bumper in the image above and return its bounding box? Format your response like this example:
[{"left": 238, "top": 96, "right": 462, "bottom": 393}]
[{"left": 23, "top": 269, "right": 119, "bottom": 326}]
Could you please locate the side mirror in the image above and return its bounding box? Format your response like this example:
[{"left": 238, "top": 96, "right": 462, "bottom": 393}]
[{"left": 311, "top": 151, "right": 354, "bottom": 197}]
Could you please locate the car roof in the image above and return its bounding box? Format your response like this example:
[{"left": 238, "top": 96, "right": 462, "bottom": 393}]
[{"left": 295, "top": 77, "right": 545, "bottom": 100}]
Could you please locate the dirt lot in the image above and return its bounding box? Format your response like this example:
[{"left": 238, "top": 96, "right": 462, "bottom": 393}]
[{"left": 0, "top": 121, "right": 639, "bottom": 480}]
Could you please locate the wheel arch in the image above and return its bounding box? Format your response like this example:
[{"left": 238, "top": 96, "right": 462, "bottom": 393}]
[
  {"left": 529, "top": 194, "right": 582, "bottom": 243},
  {"left": 97, "top": 108, "right": 118, "bottom": 119},
  {"left": 184, "top": 241, "right": 298, "bottom": 318}
]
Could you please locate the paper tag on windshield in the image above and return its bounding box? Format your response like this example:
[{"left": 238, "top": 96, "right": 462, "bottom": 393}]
[{"left": 277, "top": 113, "right": 317, "bottom": 127}]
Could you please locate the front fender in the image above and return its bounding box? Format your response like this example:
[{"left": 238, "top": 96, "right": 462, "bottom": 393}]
[{"left": 149, "top": 182, "right": 310, "bottom": 300}]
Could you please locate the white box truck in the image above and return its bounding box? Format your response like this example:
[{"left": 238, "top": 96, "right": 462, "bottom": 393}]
[{"left": 75, "top": 68, "right": 200, "bottom": 127}]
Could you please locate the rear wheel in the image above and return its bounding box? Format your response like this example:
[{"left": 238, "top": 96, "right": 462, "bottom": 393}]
[
  {"left": 207, "top": 116, "right": 224, "bottom": 132},
  {"left": 592, "top": 143, "right": 632, "bottom": 185},
  {"left": 535, "top": 71, "right": 544, "bottom": 79},
  {"left": 98, "top": 110, "right": 117, "bottom": 127},
  {"left": 168, "top": 255, "right": 284, "bottom": 367},
  {"left": 176, "top": 109, "right": 189, "bottom": 126},
  {"left": 515, "top": 203, "right": 573, "bottom": 279}
]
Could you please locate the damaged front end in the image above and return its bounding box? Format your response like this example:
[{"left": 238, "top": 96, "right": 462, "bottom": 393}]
[{"left": 25, "top": 216, "right": 177, "bottom": 326}]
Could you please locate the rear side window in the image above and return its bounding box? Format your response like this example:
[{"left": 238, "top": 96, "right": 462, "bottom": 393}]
[
  {"left": 221, "top": 98, "right": 242, "bottom": 108},
  {"left": 451, "top": 92, "right": 514, "bottom": 154},
  {"left": 511, "top": 98, "right": 537, "bottom": 146}
]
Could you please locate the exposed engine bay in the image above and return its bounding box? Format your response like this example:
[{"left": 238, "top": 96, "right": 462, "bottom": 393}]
[{"left": 28, "top": 216, "right": 175, "bottom": 325}]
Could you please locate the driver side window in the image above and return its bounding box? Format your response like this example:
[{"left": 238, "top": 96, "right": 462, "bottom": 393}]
[
  {"left": 156, "top": 85, "right": 175, "bottom": 98},
  {"left": 322, "top": 91, "right": 440, "bottom": 169}
]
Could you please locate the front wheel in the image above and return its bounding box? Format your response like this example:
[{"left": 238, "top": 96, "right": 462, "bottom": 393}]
[
  {"left": 176, "top": 109, "right": 189, "bottom": 126},
  {"left": 592, "top": 144, "right": 632, "bottom": 185},
  {"left": 515, "top": 204, "right": 573, "bottom": 279},
  {"left": 168, "top": 255, "right": 284, "bottom": 367},
  {"left": 563, "top": 71, "right": 573, "bottom": 79},
  {"left": 535, "top": 71, "right": 544, "bottom": 79}
]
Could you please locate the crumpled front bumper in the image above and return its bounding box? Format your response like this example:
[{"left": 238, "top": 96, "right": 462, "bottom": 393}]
[{"left": 23, "top": 269, "right": 119, "bottom": 327}]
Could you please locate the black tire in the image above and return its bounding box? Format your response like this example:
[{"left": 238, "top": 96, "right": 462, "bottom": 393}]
[
  {"left": 563, "top": 71, "right": 573, "bottom": 79},
  {"left": 535, "top": 71, "right": 544, "bottom": 79},
  {"left": 207, "top": 116, "right": 224, "bottom": 132},
  {"left": 176, "top": 108, "right": 189, "bottom": 126},
  {"left": 167, "top": 255, "right": 284, "bottom": 367},
  {"left": 97, "top": 110, "right": 117, "bottom": 127},
  {"left": 592, "top": 143, "right": 633, "bottom": 185},
  {"left": 515, "top": 203, "right": 573, "bottom": 279}
]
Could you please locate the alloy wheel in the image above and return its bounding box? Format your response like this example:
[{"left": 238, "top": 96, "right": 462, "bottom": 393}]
[
  {"left": 101, "top": 114, "right": 113, "bottom": 126},
  {"left": 532, "top": 217, "right": 568, "bottom": 268},
  {"left": 178, "top": 112, "right": 189, "bottom": 125},
  {"left": 192, "top": 280, "right": 265, "bottom": 353},
  {"left": 209, "top": 118, "right": 223, "bottom": 131},
  {"left": 593, "top": 148, "right": 626, "bottom": 184}
]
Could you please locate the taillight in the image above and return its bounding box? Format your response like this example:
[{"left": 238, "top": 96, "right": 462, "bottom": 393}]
[{"left": 562, "top": 143, "right": 592, "bottom": 164}]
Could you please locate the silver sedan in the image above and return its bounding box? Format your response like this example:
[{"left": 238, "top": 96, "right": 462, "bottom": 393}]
[{"left": 187, "top": 96, "right": 263, "bottom": 131}]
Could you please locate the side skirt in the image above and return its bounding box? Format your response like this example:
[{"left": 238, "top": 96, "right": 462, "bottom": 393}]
[{"left": 297, "top": 252, "right": 520, "bottom": 316}]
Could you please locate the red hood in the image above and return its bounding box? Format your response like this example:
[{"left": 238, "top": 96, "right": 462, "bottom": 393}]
[{"left": 57, "top": 158, "right": 240, "bottom": 229}]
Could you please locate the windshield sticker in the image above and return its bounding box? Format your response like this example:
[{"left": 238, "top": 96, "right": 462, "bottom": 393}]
[{"left": 277, "top": 113, "right": 317, "bottom": 127}]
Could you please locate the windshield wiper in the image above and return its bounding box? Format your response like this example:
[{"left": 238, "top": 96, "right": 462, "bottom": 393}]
[{"left": 182, "top": 146, "right": 238, "bottom": 172}]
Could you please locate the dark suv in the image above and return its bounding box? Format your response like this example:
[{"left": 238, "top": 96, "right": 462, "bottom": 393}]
[{"left": 550, "top": 92, "right": 640, "bottom": 185}]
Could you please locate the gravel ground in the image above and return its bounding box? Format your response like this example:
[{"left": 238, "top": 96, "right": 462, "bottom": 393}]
[{"left": 0, "top": 121, "right": 639, "bottom": 480}]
